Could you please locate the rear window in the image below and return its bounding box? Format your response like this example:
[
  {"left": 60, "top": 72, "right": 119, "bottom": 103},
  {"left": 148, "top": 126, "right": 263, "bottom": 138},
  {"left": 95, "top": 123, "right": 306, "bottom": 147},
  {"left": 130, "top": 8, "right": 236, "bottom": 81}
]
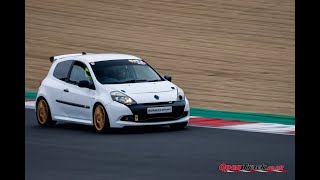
[{"left": 53, "top": 60, "right": 73, "bottom": 81}]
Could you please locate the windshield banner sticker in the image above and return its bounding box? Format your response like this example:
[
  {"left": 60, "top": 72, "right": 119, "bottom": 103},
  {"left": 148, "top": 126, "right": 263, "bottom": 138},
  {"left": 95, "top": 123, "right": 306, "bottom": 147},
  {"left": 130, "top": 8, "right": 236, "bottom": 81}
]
[{"left": 128, "top": 59, "right": 146, "bottom": 65}]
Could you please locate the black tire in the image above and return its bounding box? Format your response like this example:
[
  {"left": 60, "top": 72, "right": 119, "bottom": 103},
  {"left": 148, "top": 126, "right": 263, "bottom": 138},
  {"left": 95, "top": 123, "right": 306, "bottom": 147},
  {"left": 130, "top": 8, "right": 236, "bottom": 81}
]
[
  {"left": 36, "top": 97, "right": 56, "bottom": 127},
  {"left": 93, "top": 103, "right": 110, "bottom": 133},
  {"left": 169, "top": 122, "right": 188, "bottom": 130}
]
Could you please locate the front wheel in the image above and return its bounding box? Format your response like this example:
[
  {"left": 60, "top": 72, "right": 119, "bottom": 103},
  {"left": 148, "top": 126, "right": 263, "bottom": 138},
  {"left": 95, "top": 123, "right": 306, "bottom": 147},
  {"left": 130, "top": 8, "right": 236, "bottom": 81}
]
[
  {"left": 169, "top": 122, "right": 188, "bottom": 130},
  {"left": 93, "top": 104, "right": 110, "bottom": 133}
]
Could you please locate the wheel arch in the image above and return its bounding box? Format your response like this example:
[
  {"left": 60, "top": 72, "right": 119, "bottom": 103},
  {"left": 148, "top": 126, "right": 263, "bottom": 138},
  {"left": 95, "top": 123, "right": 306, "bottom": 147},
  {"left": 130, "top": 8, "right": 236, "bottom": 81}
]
[
  {"left": 35, "top": 95, "right": 56, "bottom": 127},
  {"left": 36, "top": 95, "right": 48, "bottom": 107},
  {"left": 92, "top": 101, "right": 110, "bottom": 122}
]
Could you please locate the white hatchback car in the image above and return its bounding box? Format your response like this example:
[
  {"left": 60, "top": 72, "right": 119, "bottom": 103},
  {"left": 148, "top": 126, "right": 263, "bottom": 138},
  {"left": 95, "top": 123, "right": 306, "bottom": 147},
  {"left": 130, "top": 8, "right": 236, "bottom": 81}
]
[{"left": 36, "top": 52, "right": 190, "bottom": 133}]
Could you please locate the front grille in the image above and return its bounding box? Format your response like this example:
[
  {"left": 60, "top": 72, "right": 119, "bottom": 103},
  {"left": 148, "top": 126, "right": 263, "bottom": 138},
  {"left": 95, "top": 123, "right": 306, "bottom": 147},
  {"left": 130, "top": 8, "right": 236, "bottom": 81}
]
[
  {"left": 121, "top": 111, "right": 188, "bottom": 123},
  {"left": 121, "top": 101, "right": 187, "bottom": 122}
]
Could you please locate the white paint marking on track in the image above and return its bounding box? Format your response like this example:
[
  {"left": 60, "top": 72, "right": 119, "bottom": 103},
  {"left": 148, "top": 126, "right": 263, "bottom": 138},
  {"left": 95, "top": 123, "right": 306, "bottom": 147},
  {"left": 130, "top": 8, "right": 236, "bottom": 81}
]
[
  {"left": 190, "top": 116, "right": 200, "bottom": 118},
  {"left": 189, "top": 124, "right": 295, "bottom": 136},
  {"left": 25, "top": 101, "right": 35, "bottom": 109},
  {"left": 221, "top": 123, "right": 295, "bottom": 134}
]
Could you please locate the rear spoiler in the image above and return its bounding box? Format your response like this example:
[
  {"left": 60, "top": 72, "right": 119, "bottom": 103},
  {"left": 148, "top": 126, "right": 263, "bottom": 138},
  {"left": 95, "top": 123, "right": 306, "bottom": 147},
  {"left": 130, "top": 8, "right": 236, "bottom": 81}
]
[{"left": 49, "top": 52, "right": 92, "bottom": 62}]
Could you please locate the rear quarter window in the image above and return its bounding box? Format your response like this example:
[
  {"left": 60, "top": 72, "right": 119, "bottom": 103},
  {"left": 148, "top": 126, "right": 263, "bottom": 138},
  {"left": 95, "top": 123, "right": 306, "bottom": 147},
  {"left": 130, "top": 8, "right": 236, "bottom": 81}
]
[{"left": 53, "top": 60, "right": 73, "bottom": 81}]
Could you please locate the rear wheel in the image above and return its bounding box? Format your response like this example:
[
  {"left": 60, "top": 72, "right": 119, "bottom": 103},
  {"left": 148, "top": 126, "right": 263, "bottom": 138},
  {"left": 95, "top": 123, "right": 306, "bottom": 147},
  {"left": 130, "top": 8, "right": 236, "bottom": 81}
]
[
  {"left": 36, "top": 97, "right": 56, "bottom": 127},
  {"left": 169, "top": 122, "right": 188, "bottom": 130},
  {"left": 93, "top": 104, "right": 110, "bottom": 133}
]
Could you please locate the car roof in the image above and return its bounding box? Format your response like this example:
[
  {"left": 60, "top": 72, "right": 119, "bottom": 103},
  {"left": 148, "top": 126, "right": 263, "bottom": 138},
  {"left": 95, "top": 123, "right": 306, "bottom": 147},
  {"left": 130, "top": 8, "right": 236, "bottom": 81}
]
[{"left": 54, "top": 53, "right": 142, "bottom": 63}]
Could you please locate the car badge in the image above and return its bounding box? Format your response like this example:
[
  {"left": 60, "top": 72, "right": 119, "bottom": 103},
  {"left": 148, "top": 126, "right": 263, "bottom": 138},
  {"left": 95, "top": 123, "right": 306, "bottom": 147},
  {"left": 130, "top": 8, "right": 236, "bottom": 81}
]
[{"left": 154, "top": 95, "right": 159, "bottom": 100}]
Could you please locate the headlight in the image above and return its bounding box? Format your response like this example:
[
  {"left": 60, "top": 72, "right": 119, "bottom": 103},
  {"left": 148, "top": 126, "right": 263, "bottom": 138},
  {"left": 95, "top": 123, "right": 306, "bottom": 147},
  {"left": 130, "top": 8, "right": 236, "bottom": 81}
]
[
  {"left": 177, "top": 88, "right": 185, "bottom": 101},
  {"left": 110, "top": 91, "right": 137, "bottom": 105}
]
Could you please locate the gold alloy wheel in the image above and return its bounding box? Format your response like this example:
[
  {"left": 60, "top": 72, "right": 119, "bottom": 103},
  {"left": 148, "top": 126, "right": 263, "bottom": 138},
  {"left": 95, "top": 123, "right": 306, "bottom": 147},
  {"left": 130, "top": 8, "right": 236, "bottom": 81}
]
[
  {"left": 37, "top": 99, "right": 48, "bottom": 125},
  {"left": 94, "top": 105, "right": 106, "bottom": 131}
]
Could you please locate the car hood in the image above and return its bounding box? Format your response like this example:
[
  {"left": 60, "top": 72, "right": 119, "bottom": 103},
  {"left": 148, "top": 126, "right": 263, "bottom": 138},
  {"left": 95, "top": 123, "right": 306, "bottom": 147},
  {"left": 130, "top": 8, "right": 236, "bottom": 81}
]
[{"left": 103, "top": 81, "right": 178, "bottom": 103}]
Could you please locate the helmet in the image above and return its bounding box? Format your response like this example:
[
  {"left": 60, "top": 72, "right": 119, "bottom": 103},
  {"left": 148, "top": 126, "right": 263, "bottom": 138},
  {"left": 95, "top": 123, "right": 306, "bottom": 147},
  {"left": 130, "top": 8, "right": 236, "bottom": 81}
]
[
  {"left": 116, "top": 66, "right": 127, "bottom": 80},
  {"left": 84, "top": 67, "right": 92, "bottom": 79}
]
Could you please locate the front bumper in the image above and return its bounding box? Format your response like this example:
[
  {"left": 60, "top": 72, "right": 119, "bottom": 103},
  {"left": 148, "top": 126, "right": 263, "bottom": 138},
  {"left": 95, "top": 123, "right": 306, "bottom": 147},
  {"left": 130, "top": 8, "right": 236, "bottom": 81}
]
[
  {"left": 105, "top": 98, "right": 190, "bottom": 128},
  {"left": 117, "top": 116, "right": 189, "bottom": 126}
]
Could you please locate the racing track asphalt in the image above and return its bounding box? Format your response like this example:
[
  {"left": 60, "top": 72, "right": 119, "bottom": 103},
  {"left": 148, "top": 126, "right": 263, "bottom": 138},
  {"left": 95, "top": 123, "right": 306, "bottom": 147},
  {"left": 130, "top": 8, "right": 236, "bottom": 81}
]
[{"left": 25, "top": 109, "right": 295, "bottom": 180}]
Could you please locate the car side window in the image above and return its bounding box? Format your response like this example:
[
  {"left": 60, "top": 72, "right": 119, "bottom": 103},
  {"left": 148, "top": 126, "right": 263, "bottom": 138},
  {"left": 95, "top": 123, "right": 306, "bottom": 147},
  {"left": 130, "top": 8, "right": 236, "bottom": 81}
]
[
  {"left": 69, "top": 61, "right": 93, "bottom": 85},
  {"left": 53, "top": 60, "right": 73, "bottom": 81}
]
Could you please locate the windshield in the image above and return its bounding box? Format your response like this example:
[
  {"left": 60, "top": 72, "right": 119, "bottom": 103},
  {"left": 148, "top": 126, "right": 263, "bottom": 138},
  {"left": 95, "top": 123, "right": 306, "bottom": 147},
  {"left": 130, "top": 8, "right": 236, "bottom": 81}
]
[{"left": 90, "top": 59, "right": 164, "bottom": 84}]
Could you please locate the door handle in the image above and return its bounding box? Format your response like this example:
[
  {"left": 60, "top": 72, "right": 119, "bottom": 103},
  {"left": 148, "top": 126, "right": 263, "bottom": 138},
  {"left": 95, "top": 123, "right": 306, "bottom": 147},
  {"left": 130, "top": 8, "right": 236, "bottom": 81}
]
[{"left": 63, "top": 89, "right": 69, "bottom": 92}]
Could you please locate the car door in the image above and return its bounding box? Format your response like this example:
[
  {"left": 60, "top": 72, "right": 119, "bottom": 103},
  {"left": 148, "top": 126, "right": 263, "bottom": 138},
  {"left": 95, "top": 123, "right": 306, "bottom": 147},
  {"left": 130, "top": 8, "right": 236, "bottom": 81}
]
[
  {"left": 60, "top": 60, "right": 95, "bottom": 122},
  {"left": 49, "top": 60, "right": 74, "bottom": 118}
]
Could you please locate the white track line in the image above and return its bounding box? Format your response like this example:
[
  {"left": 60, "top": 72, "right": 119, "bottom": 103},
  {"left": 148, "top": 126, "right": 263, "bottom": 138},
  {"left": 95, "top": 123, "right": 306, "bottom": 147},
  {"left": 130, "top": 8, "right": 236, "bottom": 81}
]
[
  {"left": 25, "top": 101, "right": 35, "bottom": 109},
  {"left": 189, "top": 124, "right": 294, "bottom": 136},
  {"left": 222, "top": 123, "right": 295, "bottom": 133}
]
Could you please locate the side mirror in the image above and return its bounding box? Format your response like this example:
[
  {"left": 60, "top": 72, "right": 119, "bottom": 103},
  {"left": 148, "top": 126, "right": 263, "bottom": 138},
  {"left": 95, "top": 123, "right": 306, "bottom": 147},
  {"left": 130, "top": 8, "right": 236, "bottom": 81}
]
[
  {"left": 78, "top": 80, "right": 90, "bottom": 88},
  {"left": 164, "top": 75, "right": 172, "bottom": 82}
]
